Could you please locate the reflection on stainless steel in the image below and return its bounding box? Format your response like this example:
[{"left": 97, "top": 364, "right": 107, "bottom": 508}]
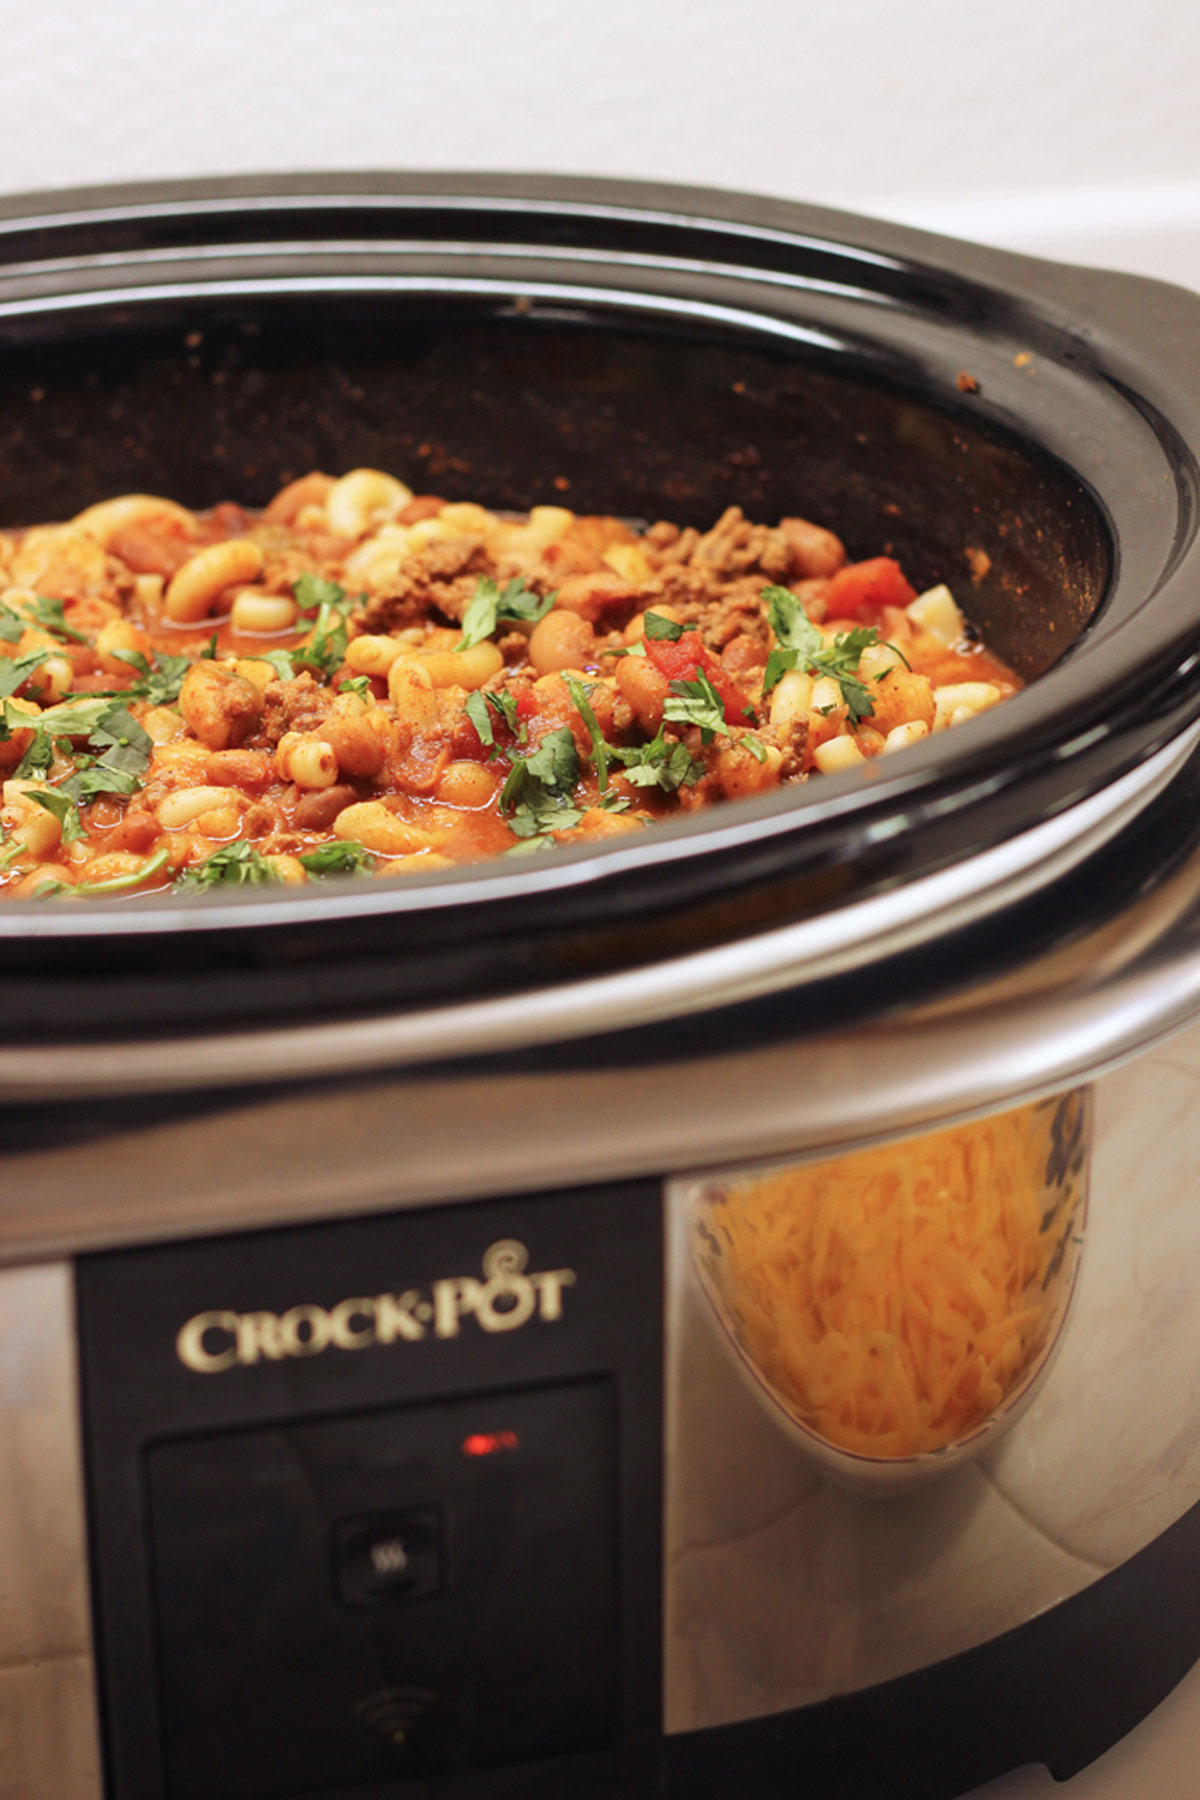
[
  {"left": 664, "top": 1028, "right": 1200, "bottom": 1732},
  {"left": 688, "top": 1092, "right": 1090, "bottom": 1488}
]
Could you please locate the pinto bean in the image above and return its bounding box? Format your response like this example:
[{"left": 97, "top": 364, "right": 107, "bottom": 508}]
[
  {"left": 294, "top": 783, "right": 358, "bottom": 831},
  {"left": 528, "top": 609, "right": 596, "bottom": 675},
  {"left": 102, "top": 810, "right": 160, "bottom": 855},
  {"left": 615, "top": 654, "right": 670, "bottom": 733}
]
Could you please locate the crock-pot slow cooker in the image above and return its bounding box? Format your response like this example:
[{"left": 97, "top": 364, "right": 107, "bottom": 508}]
[{"left": 5, "top": 173, "right": 1200, "bottom": 1800}]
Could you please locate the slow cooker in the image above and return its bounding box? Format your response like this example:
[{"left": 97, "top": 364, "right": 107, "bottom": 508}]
[{"left": 4, "top": 172, "right": 1200, "bottom": 1800}]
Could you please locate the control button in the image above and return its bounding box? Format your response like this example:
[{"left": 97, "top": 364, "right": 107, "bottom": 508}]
[{"left": 332, "top": 1508, "right": 442, "bottom": 1607}]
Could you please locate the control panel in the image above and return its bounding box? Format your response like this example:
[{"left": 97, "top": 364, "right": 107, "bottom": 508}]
[{"left": 78, "top": 1178, "right": 661, "bottom": 1800}]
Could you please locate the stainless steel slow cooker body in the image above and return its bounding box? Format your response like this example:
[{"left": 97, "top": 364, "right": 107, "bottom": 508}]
[{"left": 5, "top": 176, "right": 1200, "bottom": 1800}]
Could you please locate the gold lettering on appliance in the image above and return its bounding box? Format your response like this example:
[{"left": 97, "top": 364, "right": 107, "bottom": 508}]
[{"left": 175, "top": 1240, "right": 577, "bottom": 1374}]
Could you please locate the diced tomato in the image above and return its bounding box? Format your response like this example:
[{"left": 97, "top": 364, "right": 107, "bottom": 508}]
[
  {"left": 644, "top": 630, "right": 748, "bottom": 726},
  {"left": 514, "top": 687, "right": 539, "bottom": 721},
  {"left": 823, "top": 556, "right": 918, "bottom": 619},
  {"left": 643, "top": 630, "right": 705, "bottom": 684},
  {"left": 454, "top": 715, "right": 487, "bottom": 760}
]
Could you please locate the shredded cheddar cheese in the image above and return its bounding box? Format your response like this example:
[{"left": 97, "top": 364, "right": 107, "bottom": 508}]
[{"left": 708, "top": 1097, "right": 1087, "bottom": 1458}]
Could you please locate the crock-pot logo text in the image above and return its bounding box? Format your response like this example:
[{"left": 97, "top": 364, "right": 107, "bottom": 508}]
[{"left": 175, "top": 1240, "right": 576, "bottom": 1375}]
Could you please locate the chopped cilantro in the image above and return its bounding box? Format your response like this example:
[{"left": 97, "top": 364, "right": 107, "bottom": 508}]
[
  {"left": 298, "top": 841, "right": 376, "bottom": 876},
  {"left": 0, "top": 650, "right": 52, "bottom": 701},
  {"left": 72, "top": 847, "right": 170, "bottom": 895},
  {"left": 663, "top": 667, "right": 729, "bottom": 743},
  {"left": 3, "top": 695, "right": 114, "bottom": 740},
  {"left": 13, "top": 732, "right": 53, "bottom": 779},
  {"left": 505, "top": 837, "right": 556, "bottom": 856},
  {"left": 112, "top": 648, "right": 190, "bottom": 706},
  {"left": 22, "top": 787, "right": 84, "bottom": 843},
  {"left": 459, "top": 576, "right": 554, "bottom": 652},
  {"left": 31, "top": 845, "right": 171, "bottom": 899},
  {"left": 294, "top": 573, "right": 350, "bottom": 616},
  {"left": 88, "top": 706, "right": 153, "bottom": 779},
  {"left": 643, "top": 612, "right": 685, "bottom": 642},
  {"left": 338, "top": 675, "right": 372, "bottom": 701},
  {"left": 176, "top": 841, "right": 280, "bottom": 890},
  {"left": 257, "top": 649, "right": 299, "bottom": 682},
  {"left": 59, "top": 766, "right": 140, "bottom": 802},
  {"left": 39, "top": 846, "right": 170, "bottom": 896},
  {"left": 499, "top": 726, "right": 583, "bottom": 838},
  {"left": 566, "top": 678, "right": 610, "bottom": 794},
  {"left": 742, "top": 735, "right": 768, "bottom": 763},
  {"left": 760, "top": 584, "right": 880, "bottom": 723},
  {"left": 609, "top": 728, "right": 702, "bottom": 793},
  {"left": 464, "top": 687, "right": 523, "bottom": 753},
  {"left": 200, "top": 633, "right": 219, "bottom": 659},
  {"left": 292, "top": 600, "right": 348, "bottom": 680},
  {"left": 0, "top": 593, "right": 89, "bottom": 645}
]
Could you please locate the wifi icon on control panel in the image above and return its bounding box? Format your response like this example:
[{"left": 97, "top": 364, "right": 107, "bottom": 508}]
[{"left": 354, "top": 1685, "right": 439, "bottom": 1746}]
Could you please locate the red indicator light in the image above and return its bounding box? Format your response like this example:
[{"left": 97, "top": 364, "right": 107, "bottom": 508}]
[{"left": 462, "top": 1429, "right": 520, "bottom": 1457}]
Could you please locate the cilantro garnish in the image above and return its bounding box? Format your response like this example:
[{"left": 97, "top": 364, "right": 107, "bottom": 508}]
[
  {"left": 459, "top": 576, "right": 554, "bottom": 652},
  {"left": 499, "top": 726, "right": 583, "bottom": 838},
  {"left": 112, "top": 647, "right": 190, "bottom": 706},
  {"left": 338, "top": 675, "right": 371, "bottom": 701},
  {"left": 31, "top": 845, "right": 171, "bottom": 899},
  {"left": 566, "top": 678, "right": 610, "bottom": 794},
  {"left": 663, "top": 667, "right": 730, "bottom": 743},
  {"left": 257, "top": 649, "right": 299, "bottom": 682},
  {"left": 298, "top": 841, "right": 376, "bottom": 876},
  {"left": 609, "top": 728, "right": 702, "bottom": 793},
  {"left": 505, "top": 838, "right": 556, "bottom": 856},
  {"left": 176, "top": 841, "right": 280, "bottom": 891},
  {"left": 2, "top": 695, "right": 154, "bottom": 798},
  {"left": 291, "top": 600, "right": 348, "bottom": 680},
  {"left": 3, "top": 696, "right": 117, "bottom": 740},
  {"left": 643, "top": 612, "right": 685, "bottom": 642},
  {"left": 464, "top": 687, "right": 524, "bottom": 754},
  {"left": 294, "top": 573, "right": 350, "bottom": 616},
  {"left": 0, "top": 594, "right": 88, "bottom": 645},
  {"left": 22, "top": 787, "right": 84, "bottom": 843},
  {"left": 760, "top": 585, "right": 880, "bottom": 723},
  {"left": 0, "top": 650, "right": 52, "bottom": 701}
]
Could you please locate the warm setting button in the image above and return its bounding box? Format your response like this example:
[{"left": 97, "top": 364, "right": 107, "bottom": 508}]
[{"left": 332, "top": 1508, "right": 442, "bottom": 1607}]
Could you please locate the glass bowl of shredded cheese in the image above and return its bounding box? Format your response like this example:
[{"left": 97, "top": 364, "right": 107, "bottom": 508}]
[{"left": 691, "top": 1092, "right": 1090, "bottom": 1490}]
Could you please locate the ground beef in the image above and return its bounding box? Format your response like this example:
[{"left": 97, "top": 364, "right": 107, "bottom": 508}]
[
  {"left": 691, "top": 506, "right": 793, "bottom": 582},
  {"left": 255, "top": 671, "right": 336, "bottom": 747},
  {"left": 357, "top": 537, "right": 491, "bottom": 632}
]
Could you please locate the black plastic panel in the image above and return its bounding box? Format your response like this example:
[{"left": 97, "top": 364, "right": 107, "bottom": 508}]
[
  {"left": 78, "top": 1180, "right": 663, "bottom": 1800},
  {"left": 148, "top": 1382, "right": 619, "bottom": 1796}
]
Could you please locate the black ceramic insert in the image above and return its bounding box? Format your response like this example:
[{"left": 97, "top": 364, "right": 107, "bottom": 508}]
[{"left": 1, "top": 173, "right": 1198, "bottom": 1039}]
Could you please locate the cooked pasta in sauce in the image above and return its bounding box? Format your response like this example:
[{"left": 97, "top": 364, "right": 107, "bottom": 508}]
[{"left": 0, "top": 471, "right": 1021, "bottom": 898}]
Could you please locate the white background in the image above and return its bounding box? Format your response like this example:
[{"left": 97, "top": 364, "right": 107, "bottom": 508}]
[
  {"left": 1, "top": 0, "right": 1199, "bottom": 287},
  {"left": 2, "top": 3, "right": 1198, "bottom": 1796}
]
